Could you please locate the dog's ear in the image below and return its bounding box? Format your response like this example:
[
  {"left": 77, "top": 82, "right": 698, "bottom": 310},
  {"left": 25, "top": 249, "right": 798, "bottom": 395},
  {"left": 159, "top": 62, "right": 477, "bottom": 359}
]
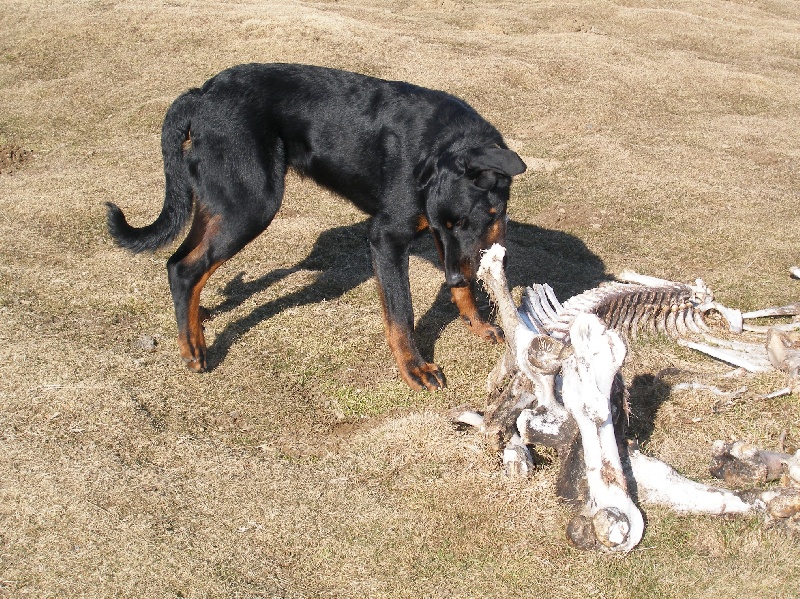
[{"left": 465, "top": 147, "right": 527, "bottom": 181}]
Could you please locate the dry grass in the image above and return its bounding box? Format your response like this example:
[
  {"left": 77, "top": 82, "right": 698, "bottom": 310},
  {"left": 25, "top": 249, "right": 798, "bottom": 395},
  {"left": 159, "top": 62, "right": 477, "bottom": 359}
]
[{"left": 2, "top": 0, "right": 800, "bottom": 596}]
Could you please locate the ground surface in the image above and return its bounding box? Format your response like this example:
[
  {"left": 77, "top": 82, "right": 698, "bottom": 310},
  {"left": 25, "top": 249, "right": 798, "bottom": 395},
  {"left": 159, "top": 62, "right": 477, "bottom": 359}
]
[{"left": 2, "top": 0, "right": 800, "bottom": 597}]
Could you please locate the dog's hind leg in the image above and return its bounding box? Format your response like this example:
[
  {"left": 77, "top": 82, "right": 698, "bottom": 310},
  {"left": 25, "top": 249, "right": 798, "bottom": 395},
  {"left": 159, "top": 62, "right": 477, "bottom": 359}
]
[
  {"left": 167, "top": 146, "right": 285, "bottom": 371},
  {"left": 166, "top": 206, "right": 228, "bottom": 371},
  {"left": 167, "top": 202, "right": 282, "bottom": 371}
]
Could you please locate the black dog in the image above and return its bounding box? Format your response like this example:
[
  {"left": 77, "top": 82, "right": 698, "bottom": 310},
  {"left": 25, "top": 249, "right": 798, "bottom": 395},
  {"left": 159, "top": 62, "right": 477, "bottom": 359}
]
[{"left": 107, "top": 63, "right": 526, "bottom": 390}]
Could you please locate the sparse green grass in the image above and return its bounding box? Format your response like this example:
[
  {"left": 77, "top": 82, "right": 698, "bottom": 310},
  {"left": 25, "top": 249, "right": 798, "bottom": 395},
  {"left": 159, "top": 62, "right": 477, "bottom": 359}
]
[{"left": 2, "top": 0, "right": 800, "bottom": 597}]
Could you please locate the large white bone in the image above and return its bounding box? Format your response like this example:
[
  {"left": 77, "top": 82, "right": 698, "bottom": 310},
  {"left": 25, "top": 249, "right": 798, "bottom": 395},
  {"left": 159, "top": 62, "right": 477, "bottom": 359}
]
[
  {"left": 477, "top": 245, "right": 569, "bottom": 472},
  {"left": 627, "top": 449, "right": 798, "bottom": 515},
  {"left": 477, "top": 244, "right": 527, "bottom": 344},
  {"left": 560, "top": 314, "right": 644, "bottom": 552},
  {"left": 628, "top": 450, "right": 753, "bottom": 513}
]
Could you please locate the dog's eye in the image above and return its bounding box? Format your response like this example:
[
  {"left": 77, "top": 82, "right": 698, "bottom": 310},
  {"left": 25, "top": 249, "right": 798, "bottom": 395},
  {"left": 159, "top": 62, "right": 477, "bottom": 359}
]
[
  {"left": 488, "top": 207, "right": 505, "bottom": 222},
  {"left": 445, "top": 219, "right": 466, "bottom": 230}
]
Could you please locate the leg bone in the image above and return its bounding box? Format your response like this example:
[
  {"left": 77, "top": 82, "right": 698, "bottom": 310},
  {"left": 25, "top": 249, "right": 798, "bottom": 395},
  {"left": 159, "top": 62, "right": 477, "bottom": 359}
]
[
  {"left": 560, "top": 314, "right": 644, "bottom": 552},
  {"left": 627, "top": 447, "right": 800, "bottom": 519}
]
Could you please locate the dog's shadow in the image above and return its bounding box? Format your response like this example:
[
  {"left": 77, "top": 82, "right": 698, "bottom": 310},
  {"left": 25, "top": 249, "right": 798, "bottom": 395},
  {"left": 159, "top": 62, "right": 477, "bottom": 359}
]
[{"left": 204, "top": 220, "right": 609, "bottom": 371}]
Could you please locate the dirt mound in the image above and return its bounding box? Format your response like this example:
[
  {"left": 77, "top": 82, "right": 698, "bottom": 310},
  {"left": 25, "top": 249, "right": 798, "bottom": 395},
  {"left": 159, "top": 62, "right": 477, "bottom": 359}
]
[{"left": 0, "top": 144, "right": 33, "bottom": 174}]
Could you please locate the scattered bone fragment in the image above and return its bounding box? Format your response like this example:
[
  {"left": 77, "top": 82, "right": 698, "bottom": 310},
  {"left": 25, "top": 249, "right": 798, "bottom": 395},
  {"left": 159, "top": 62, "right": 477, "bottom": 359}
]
[
  {"left": 655, "top": 367, "right": 748, "bottom": 398},
  {"left": 791, "top": 266, "right": 800, "bottom": 280},
  {"left": 678, "top": 327, "right": 800, "bottom": 392},
  {"left": 711, "top": 441, "right": 786, "bottom": 486},
  {"left": 785, "top": 452, "right": 800, "bottom": 487},
  {"left": 742, "top": 300, "right": 800, "bottom": 332},
  {"left": 758, "top": 387, "right": 793, "bottom": 400},
  {"left": 503, "top": 434, "right": 535, "bottom": 477},
  {"left": 710, "top": 440, "right": 800, "bottom": 487},
  {"left": 677, "top": 338, "right": 774, "bottom": 373},
  {"left": 450, "top": 408, "right": 485, "bottom": 432},
  {"left": 762, "top": 489, "right": 800, "bottom": 519},
  {"left": 742, "top": 303, "right": 800, "bottom": 319},
  {"left": 766, "top": 329, "right": 800, "bottom": 393},
  {"left": 743, "top": 321, "right": 800, "bottom": 333},
  {"left": 670, "top": 382, "right": 747, "bottom": 398},
  {"left": 135, "top": 334, "right": 158, "bottom": 352}
]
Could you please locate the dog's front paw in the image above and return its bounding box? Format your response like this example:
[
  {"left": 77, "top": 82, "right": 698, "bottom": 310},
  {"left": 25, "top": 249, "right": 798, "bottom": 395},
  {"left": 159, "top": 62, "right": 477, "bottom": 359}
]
[
  {"left": 179, "top": 341, "right": 207, "bottom": 373},
  {"left": 481, "top": 323, "right": 505, "bottom": 344},
  {"left": 463, "top": 318, "right": 504, "bottom": 344},
  {"left": 182, "top": 354, "right": 207, "bottom": 373},
  {"left": 401, "top": 361, "right": 446, "bottom": 391}
]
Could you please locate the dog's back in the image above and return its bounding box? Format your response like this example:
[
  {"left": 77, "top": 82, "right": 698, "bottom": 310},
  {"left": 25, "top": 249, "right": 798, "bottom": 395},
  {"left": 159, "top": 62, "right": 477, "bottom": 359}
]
[{"left": 186, "top": 63, "right": 500, "bottom": 214}]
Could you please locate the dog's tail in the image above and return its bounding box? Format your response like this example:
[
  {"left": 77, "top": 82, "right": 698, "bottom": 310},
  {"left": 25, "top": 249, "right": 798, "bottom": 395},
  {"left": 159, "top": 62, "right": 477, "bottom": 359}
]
[{"left": 106, "top": 88, "right": 201, "bottom": 253}]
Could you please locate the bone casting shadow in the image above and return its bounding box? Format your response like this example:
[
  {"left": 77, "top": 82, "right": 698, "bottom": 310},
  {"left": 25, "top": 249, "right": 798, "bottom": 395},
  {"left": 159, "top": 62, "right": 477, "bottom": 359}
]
[{"left": 625, "top": 374, "right": 673, "bottom": 445}]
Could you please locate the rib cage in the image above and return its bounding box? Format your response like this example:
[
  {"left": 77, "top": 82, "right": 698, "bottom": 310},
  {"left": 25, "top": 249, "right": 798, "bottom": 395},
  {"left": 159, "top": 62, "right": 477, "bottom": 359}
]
[{"left": 520, "top": 278, "right": 713, "bottom": 343}]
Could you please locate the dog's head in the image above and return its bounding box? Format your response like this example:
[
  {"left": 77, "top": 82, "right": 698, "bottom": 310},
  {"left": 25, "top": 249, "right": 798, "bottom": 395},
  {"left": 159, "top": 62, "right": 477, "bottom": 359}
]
[{"left": 416, "top": 145, "right": 526, "bottom": 287}]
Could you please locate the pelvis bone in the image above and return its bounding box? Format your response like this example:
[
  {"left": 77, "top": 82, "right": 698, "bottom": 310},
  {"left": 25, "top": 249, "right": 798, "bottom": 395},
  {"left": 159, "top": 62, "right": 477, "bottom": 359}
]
[{"left": 453, "top": 244, "right": 800, "bottom": 552}]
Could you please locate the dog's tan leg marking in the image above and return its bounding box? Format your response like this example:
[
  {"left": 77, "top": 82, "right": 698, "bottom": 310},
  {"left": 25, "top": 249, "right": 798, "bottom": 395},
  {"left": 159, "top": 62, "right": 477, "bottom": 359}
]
[
  {"left": 375, "top": 278, "right": 445, "bottom": 391},
  {"left": 175, "top": 208, "right": 222, "bottom": 372},
  {"left": 450, "top": 285, "right": 504, "bottom": 343}
]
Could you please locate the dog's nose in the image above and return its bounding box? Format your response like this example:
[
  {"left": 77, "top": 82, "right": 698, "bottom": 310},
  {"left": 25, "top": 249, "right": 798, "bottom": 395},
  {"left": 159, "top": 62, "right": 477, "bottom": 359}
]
[{"left": 446, "top": 271, "right": 467, "bottom": 288}]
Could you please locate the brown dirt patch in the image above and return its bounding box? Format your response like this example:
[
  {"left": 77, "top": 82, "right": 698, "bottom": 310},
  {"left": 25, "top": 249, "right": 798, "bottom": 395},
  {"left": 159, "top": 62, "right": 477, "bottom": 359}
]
[{"left": 0, "top": 144, "right": 33, "bottom": 175}]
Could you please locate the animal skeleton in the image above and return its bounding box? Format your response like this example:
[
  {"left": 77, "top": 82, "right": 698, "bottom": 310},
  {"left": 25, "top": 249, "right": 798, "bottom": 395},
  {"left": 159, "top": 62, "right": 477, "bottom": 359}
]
[{"left": 453, "top": 244, "right": 800, "bottom": 552}]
